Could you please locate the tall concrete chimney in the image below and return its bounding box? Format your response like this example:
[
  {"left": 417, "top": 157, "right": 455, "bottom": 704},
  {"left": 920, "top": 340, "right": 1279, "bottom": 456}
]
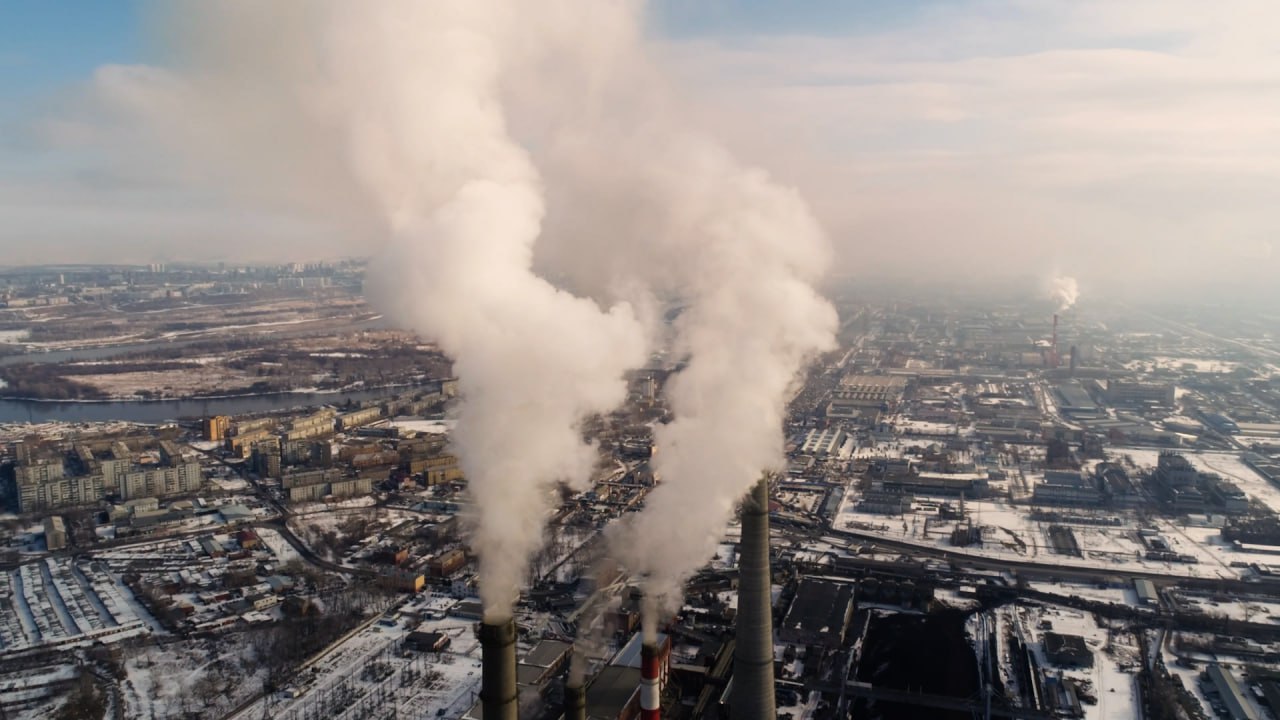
[
  {"left": 564, "top": 680, "right": 586, "bottom": 720},
  {"left": 731, "top": 476, "right": 775, "bottom": 720},
  {"left": 1051, "top": 313, "right": 1060, "bottom": 368},
  {"left": 480, "top": 617, "right": 518, "bottom": 720},
  {"left": 640, "top": 642, "right": 661, "bottom": 720}
]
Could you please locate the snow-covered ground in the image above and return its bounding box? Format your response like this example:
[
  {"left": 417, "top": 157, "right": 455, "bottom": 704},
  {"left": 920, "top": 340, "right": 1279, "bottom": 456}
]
[
  {"left": 1161, "top": 635, "right": 1273, "bottom": 720},
  {"left": 834, "top": 480, "right": 1243, "bottom": 580},
  {"left": 256, "top": 528, "right": 301, "bottom": 564},
  {"left": 996, "top": 603, "right": 1141, "bottom": 720},
  {"left": 123, "top": 634, "right": 266, "bottom": 719},
  {"left": 228, "top": 605, "right": 484, "bottom": 720},
  {"left": 1116, "top": 446, "right": 1280, "bottom": 514},
  {"left": 388, "top": 417, "right": 454, "bottom": 435},
  {"left": 1027, "top": 581, "right": 1137, "bottom": 606}
]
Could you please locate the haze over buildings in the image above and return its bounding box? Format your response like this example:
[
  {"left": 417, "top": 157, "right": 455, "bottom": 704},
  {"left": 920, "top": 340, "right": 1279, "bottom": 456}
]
[
  {"left": 3, "top": 2, "right": 1280, "bottom": 720},
  {"left": 1, "top": 1, "right": 1278, "bottom": 303}
]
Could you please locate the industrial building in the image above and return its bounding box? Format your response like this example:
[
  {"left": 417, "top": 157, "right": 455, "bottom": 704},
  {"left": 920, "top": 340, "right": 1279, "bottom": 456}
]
[
  {"left": 826, "top": 374, "right": 907, "bottom": 421},
  {"left": 1134, "top": 579, "right": 1159, "bottom": 606},
  {"left": 1032, "top": 470, "right": 1102, "bottom": 507},
  {"left": 1104, "top": 379, "right": 1176, "bottom": 408},
  {"left": 779, "top": 579, "right": 855, "bottom": 649},
  {"left": 43, "top": 515, "right": 67, "bottom": 551},
  {"left": 583, "top": 632, "right": 671, "bottom": 720},
  {"left": 799, "top": 427, "right": 848, "bottom": 456},
  {"left": 1201, "top": 663, "right": 1260, "bottom": 720},
  {"left": 1042, "top": 632, "right": 1093, "bottom": 668}
]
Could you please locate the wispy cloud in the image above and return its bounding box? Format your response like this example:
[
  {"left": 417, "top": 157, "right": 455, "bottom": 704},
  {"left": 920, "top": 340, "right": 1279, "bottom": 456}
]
[{"left": 664, "top": 0, "right": 1280, "bottom": 299}]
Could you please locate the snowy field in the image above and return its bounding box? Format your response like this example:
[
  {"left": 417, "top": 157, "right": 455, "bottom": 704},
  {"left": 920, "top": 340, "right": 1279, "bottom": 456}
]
[
  {"left": 256, "top": 527, "right": 301, "bottom": 564},
  {"left": 123, "top": 634, "right": 266, "bottom": 719},
  {"left": 389, "top": 417, "right": 454, "bottom": 435},
  {"left": 229, "top": 609, "right": 485, "bottom": 720},
  {"left": 1161, "top": 636, "right": 1273, "bottom": 720},
  {"left": 987, "top": 603, "right": 1141, "bottom": 720},
  {"left": 1026, "top": 581, "right": 1137, "bottom": 606}
]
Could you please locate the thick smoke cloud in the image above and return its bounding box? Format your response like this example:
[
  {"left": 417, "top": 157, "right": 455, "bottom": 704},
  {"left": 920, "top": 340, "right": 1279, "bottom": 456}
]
[
  {"left": 498, "top": 3, "right": 839, "bottom": 625},
  {"left": 117, "top": 0, "right": 651, "bottom": 620},
  {"left": 84, "top": 0, "right": 835, "bottom": 621}
]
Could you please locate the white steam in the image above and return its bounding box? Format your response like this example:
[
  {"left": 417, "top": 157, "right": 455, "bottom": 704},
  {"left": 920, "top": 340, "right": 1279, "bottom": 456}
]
[
  {"left": 504, "top": 4, "right": 839, "bottom": 621},
  {"left": 1049, "top": 275, "right": 1080, "bottom": 312},
  {"left": 608, "top": 157, "right": 838, "bottom": 619},
  {"left": 77, "top": 0, "right": 836, "bottom": 622},
  {"left": 108, "top": 0, "right": 649, "bottom": 621}
]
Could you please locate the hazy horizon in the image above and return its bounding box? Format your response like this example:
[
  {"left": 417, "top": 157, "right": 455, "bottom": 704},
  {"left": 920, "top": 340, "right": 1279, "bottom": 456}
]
[{"left": 1, "top": 0, "right": 1278, "bottom": 306}]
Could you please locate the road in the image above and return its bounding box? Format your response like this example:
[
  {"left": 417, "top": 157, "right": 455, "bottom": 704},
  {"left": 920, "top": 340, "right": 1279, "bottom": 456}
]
[{"left": 819, "top": 527, "right": 1280, "bottom": 597}]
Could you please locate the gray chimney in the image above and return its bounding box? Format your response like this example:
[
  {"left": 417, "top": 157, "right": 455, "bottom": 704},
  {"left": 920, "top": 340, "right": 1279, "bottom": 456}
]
[
  {"left": 480, "top": 617, "right": 518, "bottom": 720},
  {"left": 732, "top": 476, "right": 775, "bottom": 719},
  {"left": 564, "top": 679, "right": 586, "bottom": 720}
]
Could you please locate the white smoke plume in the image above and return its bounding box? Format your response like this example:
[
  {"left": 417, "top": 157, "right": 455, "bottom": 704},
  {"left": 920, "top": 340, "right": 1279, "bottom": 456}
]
[
  {"left": 77, "top": 0, "right": 836, "bottom": 623},
  {"left": 503, "top": 3, "right": 840, "bottom": 624},
  {"left": 105, "top": 0, "right": 649, "bottom": 621},
  {"left": 612, "top": 164, "right": 838, "bottom": 621},
  {"left": 1049, "top": 275, "right": 1080, "bottom": 312}
]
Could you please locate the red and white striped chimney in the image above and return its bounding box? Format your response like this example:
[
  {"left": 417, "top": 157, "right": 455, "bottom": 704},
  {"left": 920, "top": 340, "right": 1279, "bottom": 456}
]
[{"left": 640, "top": 641, "right": 660, "bottom": 720}]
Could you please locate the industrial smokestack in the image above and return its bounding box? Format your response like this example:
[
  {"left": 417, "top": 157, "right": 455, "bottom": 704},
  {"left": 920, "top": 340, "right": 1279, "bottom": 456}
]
[
  {"left": 732, "top": 476, "right": 775, "bottom": 720},
  {"left": 1069, "top": 344, "right": 1078, "bottom": 374},
  {"left": 640, "top": 642, "right": 661, "bottom": 720},
  {"left": 1051, "top": 313, "right": 1060, "bottom": 369},
  {"left": 564, "top": 680, "right": 586, "bottom": 720},
  {"left": 480, "top": 618, "right": 518, "bottom": 720}
]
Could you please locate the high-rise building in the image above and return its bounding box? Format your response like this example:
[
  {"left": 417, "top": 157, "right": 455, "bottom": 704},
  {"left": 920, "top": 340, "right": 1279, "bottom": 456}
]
[{"left": 200, "top": 412, "right": 231, "bottom": 440}]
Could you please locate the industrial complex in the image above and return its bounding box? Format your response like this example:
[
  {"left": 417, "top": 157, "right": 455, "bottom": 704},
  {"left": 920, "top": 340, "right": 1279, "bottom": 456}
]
[{"left": 1, "top": 267, "right": 1280, "bottom": 720}]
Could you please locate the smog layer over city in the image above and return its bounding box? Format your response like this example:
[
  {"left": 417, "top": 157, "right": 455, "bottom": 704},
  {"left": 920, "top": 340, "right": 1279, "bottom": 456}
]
[{"left": 0, "top": 2, "right": 1278, "bottom": 720}]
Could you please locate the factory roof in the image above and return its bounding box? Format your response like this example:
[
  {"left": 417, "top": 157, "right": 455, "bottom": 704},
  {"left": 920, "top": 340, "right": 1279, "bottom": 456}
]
[
  {"left": 516, "top": 663, "right": 546, "bottom": 688},
  {"left": 219, "top": 505, "right": 254, "bottom": 522},
  {"left": 523, "top": 638, "right": 572, "bottom": 669},
  {"left": 781, "top": 579, "right": 854, "bottom": 638},
  {"left": 586, "top": 665, "right": 640, "bottom": 719},
  {"left": 1205, "top": 663, "right": 1260, "bottom": 720},
  {"left": 1043, "top": 632, "right": 1092, "bottom": 665}
]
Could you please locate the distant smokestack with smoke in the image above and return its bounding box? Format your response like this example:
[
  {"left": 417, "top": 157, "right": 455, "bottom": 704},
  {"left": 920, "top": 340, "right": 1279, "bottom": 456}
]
[{"left": 1049, "top": 275, "right": 1080, "bottom": 313}]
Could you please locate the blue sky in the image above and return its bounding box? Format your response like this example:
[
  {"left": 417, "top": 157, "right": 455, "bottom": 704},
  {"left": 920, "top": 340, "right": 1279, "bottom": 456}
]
[
  {"left": 650, "top": 0, "right": 931, "bottom": 37},
  {"left": 0, "top": 0, "right": 929, "bottom": 103},
  {"left": 0, "top": 0, "right": 145, "bottom": 106}
]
